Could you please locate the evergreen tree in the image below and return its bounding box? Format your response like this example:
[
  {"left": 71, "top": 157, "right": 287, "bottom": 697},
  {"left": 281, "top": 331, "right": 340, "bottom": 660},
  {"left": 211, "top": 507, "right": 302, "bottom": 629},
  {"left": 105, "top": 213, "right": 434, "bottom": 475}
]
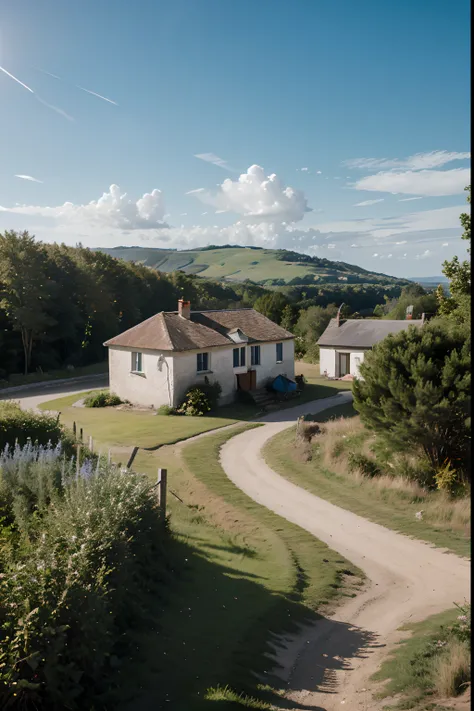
[{"left": 353, "top": 321, "right": 470, "bottom": 478}]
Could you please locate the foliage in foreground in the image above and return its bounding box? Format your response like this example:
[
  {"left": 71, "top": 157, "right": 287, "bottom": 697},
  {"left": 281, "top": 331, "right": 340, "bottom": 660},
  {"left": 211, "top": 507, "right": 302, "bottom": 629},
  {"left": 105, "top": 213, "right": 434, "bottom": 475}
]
[
  {"left": 372, "top": 603, "right": 471, "bottom": 708},
  {"left": 0, "top": 442, "right": 169, "bottom": 710},
  {"left": 0, "top": 401, "right": 63, "bottom": 452},
  {"left": 353, "top": 320, "right": 471, "bottom": 486}
]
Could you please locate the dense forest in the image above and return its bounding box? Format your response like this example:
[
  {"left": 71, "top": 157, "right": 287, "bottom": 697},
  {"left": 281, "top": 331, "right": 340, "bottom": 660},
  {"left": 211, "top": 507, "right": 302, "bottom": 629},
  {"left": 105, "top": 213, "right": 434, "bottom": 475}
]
[{"left": 0, "top": 231, "right": 429, "bottom": 378}]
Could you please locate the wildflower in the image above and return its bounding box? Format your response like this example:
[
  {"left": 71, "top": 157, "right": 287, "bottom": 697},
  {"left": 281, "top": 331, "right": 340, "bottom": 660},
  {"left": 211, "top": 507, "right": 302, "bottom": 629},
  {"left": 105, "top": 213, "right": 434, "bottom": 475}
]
[
  {"left": 457, "top": 614, "right": 468, "bottom": 622},
  {"left": 80, "top": 459, "right": 94, "bottom": 480}
]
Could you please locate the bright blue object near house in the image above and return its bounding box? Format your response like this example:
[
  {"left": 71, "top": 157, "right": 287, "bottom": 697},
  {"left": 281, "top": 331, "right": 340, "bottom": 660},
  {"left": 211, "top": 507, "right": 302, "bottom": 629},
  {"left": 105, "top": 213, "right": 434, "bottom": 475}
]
[{"left": 271, "top": 374, "right": 297, "bottom": 393}]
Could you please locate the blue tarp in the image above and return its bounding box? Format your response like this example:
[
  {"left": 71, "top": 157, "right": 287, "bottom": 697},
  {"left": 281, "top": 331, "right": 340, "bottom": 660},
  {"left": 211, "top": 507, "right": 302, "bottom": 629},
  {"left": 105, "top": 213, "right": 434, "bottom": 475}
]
[{"left": 271, "top": 374, "right": 297, "bottom": 393}]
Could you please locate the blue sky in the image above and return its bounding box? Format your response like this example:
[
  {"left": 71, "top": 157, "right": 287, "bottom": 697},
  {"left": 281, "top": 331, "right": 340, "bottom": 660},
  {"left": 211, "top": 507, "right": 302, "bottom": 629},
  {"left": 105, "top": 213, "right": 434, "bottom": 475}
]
[{"left": 0, "top": 0, "right": 470, "bottom": 276}]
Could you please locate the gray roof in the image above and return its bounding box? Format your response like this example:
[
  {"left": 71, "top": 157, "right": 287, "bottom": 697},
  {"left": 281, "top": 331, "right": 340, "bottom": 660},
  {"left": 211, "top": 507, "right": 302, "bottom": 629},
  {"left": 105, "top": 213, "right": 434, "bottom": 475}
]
[{"left": 317, "top": 318, "right": 423, "bottom": 349}]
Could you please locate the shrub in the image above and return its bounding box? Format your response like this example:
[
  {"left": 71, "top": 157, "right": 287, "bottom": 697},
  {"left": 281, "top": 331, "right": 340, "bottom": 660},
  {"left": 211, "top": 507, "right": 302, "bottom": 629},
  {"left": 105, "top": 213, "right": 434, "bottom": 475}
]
[
  {"left": 348, "top": 452, "right": 382, "bottom": 478},
  {"left": 83, "top": 390, "right": 122, "bottom": 408},
  {"left": 199, "top": 378, "right": 222, "bottom": 410},
  {"left": 178, "top": 387, "right": 211, "bottom": 416},
  {"left": 0, "top": 402, "right": 63, "bottom": 450},
  {"left": 0, "top": 446, "right": 169, "bottom": 710},
  {"left": 395, "top": 456, "right": 436, "bottom": 489},
  {"left": 157, "top": 404, "right": 176, "bottom": 416}
]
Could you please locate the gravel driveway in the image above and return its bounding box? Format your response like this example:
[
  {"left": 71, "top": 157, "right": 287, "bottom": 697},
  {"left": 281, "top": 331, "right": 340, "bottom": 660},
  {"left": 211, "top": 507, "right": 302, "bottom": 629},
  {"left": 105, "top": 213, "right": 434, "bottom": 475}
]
[{"left": 220, "top": 392, "right": 470, "bottom": 710}]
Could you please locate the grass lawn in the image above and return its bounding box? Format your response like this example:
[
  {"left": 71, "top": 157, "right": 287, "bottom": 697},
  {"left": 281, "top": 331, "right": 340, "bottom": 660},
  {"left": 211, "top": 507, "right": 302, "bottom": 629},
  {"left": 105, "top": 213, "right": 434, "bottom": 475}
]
[
  {"left": 263, "top": 404, "right": 470, "bottom": 558},
  {"left": 118, "top": 425, "right": 363, "bottom": 711},
  {"left": 39, "top": 391, "right": 238, "bottom": 449},
  {"left": 0, "top": 361, "right": 107, "bottom": 389},
  {"left": 37, "top": 361, "right": 350, "bottom": 450},
  {"left": 371, "top": 607, "right": 470, "bottom": 710}
]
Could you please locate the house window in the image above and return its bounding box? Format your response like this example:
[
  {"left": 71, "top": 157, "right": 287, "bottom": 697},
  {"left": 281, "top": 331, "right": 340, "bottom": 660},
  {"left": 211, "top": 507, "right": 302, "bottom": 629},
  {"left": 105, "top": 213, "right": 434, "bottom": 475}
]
[
  {"left": 197, "top": 352, "right": 209, "bottom": 372},
  {"left": 131, "top": 351, "right": 143, "bottom": 373},
  {"left": 233, "top": 347, "right": 246, "bottom": 367},
  {"left": 250, "top": 345, "right": 261, "bottom": 366},
  {"left": 276, "top": 343, "right": 283, "bottom": 363}
]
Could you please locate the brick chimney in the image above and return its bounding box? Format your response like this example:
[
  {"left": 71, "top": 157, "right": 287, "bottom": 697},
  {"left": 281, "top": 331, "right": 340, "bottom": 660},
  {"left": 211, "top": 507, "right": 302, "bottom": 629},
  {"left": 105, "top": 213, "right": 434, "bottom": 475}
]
[
  {"left": 178, "top": 298, "right": 191, "bottom": 319},
  {"left": 406, "top": 304, "right": 413, "bottom": 320}
]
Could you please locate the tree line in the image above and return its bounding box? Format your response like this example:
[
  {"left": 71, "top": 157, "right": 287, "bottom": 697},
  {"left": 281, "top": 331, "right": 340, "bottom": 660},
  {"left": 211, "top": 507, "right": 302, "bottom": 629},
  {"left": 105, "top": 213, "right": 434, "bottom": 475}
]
[{"left": 0, "top": 230, "right": 423, "bottom": 378}]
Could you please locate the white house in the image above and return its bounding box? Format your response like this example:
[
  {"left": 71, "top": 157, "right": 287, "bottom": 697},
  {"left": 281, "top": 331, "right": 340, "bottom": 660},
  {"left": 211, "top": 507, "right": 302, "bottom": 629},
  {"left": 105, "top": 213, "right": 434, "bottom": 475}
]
[
  {"left": 104, "top": 299, "right": 295, "bottom": 409},
  {"left": 317, "top": 313, "right": 424, "bottom": 378}
]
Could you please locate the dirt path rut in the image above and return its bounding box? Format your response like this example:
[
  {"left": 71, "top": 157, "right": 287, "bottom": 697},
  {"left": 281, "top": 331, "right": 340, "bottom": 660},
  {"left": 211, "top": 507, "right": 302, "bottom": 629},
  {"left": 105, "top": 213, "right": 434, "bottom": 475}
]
[{"left": 220, "top": 392, "right": 470, "bottom": 710}]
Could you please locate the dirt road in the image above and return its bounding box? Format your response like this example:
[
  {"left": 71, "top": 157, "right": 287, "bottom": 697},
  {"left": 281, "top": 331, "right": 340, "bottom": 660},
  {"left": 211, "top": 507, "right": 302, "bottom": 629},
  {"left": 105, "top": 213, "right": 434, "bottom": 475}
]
[{"left": 220, "top": 392, "right": 470, "bottom": 710}]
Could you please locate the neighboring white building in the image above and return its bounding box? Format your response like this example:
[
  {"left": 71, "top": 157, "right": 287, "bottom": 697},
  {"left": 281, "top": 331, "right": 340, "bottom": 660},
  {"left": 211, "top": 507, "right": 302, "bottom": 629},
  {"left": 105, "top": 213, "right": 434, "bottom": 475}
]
[
  {"left": 104, "top": 299, "right": 295, "bottom": 409},
  {"left": 317, "top": 314, "right": 424, "bottom": 378}
]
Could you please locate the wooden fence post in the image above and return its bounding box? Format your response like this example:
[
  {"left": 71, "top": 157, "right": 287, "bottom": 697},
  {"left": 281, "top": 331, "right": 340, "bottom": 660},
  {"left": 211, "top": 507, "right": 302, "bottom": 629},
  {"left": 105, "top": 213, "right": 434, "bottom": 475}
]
[
  {"left": 80, "top": 427, "right": 83, "bottom": 442},
  {"left": 158, "top": 468, "right": 167, "bottom": 521},
  {"left": 73, "top": 421, "right": 76, "bottom": 438},
  {"left": 88, "top": 436, "right": 93, "bottom": 452}
]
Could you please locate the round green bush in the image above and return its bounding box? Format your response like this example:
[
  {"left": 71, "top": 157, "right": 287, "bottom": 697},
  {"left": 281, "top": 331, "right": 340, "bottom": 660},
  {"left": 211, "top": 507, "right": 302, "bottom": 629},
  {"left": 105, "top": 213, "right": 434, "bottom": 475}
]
[
  {"left": 178, "top": 388, "right": 211, "bottom": 416},
  {"left": 84, "top": 391, "right": 122, "bottom": 408}
]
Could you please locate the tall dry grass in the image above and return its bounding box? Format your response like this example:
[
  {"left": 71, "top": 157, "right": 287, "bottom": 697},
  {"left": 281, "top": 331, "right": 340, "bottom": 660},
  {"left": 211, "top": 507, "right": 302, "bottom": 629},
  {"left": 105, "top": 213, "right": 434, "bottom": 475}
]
[
  {"left": 433, "top": 640, "right": 471, "bottom": 697},
  {"left": 304, "top": 415, "right": 471, "bottom": 535}
]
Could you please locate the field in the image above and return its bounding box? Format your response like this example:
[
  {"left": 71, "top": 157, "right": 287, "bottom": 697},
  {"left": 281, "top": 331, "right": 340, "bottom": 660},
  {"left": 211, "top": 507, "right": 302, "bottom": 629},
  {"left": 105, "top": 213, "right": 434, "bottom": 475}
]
[{"left": 99, "top": 245, "right": 410, "bottom": 286}]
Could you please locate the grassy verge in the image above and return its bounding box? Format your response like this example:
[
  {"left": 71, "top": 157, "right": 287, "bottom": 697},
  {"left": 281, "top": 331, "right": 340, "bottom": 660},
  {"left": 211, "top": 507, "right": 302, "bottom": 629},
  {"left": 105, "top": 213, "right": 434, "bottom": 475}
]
[
  {"left": 0, "top": 361, "right": 107, "bottom": 389},
  {"left": 263, "top": 404, "right": 470, "bottom": 558},
  {"left": 117, "top": 425, "right": 363, "bottom": 710},
  {"left": 371, "top": 606, "right": 471, "bottom": 710}
]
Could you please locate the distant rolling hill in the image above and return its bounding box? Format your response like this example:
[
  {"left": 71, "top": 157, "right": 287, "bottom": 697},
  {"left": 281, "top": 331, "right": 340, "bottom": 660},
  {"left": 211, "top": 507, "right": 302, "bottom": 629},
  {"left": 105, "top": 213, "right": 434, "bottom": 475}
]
[{"left": 97, "top": 245, "right": 412, "bottom": 287}]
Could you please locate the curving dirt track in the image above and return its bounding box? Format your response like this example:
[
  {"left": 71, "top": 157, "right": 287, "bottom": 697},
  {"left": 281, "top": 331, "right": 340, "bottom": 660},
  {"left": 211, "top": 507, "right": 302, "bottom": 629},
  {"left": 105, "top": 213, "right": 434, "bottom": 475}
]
[{"left": 220, "top": 392, "right": 470, "bottom": 710}]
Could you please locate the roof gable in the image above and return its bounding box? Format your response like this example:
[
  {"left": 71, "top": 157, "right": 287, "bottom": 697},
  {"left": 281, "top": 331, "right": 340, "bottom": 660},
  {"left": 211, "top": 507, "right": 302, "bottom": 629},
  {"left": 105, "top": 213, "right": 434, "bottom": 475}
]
[
  {"left": 104, "top": 308, "right": 294, "bottom": 352},
  {"left": 317, "top": 318, "right": 423, "bottom": 349}
]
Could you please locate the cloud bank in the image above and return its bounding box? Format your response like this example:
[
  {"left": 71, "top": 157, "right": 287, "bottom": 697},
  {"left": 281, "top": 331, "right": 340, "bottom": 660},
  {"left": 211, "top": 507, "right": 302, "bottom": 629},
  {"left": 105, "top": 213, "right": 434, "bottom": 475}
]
[{"left": 0, "top": 184, "right": 167, "bottom": 230}]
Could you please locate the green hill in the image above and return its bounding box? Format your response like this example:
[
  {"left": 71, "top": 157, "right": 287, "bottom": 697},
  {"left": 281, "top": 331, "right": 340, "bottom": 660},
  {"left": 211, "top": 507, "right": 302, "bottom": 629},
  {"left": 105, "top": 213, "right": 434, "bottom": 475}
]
[{"left": 97, "top": 245, "right": 411, "bottom": 287}]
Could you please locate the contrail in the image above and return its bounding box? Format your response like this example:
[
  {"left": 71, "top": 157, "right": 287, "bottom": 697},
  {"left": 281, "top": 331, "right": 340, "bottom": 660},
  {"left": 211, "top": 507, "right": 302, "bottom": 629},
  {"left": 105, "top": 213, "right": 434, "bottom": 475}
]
[
  {"left": 76, "top": 85, "right": 118, "bottom": 105},
  {"left": 0, "top": 65, "right": 34, "bottom": 93},
  {"left": 36, "top": 67, "right": 61, "bottom": 80},
  {"left": 35, "top": 95, "right": 74, "bottom": 122}
]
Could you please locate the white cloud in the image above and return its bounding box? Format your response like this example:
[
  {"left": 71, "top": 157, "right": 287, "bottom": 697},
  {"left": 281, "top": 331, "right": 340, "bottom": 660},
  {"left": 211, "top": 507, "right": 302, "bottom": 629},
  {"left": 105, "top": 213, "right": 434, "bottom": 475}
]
[
  {"left": 316, "top": 170, "right": 322, "bottom": 174},
  {"left": 442, "top": 242, "right": 449, "bottom": 246},
  {"left": 194, "top": 153, "right": 232, "bottom": 171},
  {"left": 395, "top": 240, "right": 408, "bottom": 245},
  {"left": 344, "top": 150, "right": 470, "bottom": 171},
  {"left": 0, "top": 184, "right": 167, "bottom": 230},
  {"left": 327, "top": 243, "right": 336, "bottom": 248},
  {"left": 188, "top": 164, "right": 310, "bottom": 223},
  {"left": 350, "top": 244, "right": 359, "bottom": 247},
  {"left": 15, "top": 174, "right": 43, "bottom": 184},
  {"left": 416, "top": 249, "right": 432, "bottom": 259},
  {"left": 353, "top": 168, "right": 470, "bottom": 197},
  {"left": 354, "top": 198, "right": 385, "bottom": 207},
  {"left": 298, "top": 167, "right": 309, "bottom": 172},
  {"left": 399, "top": 196, "right": 423, "bottom": 202},
  {"left": 372, "top": 253, "right": 379, "bottom": 257}
]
